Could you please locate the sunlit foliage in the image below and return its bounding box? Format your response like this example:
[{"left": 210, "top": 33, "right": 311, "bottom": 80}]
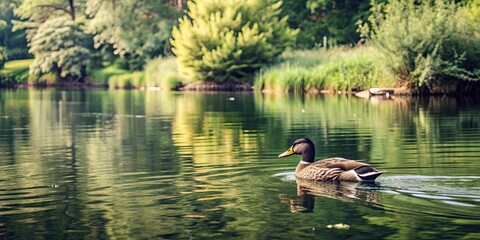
[
  {"left": 28, "top": 17, "right": 90, "bottom": 81},
  {"left": 359, "top": 0, "right": 480, "bottom": 90},
  {"left": 171, "top": 0, "right": 298, "bottom": 83},
  {"left": 254, "top": 46, "right": 395, "bottom": 92},
  {"left": 13, "top": 0, "right": 81, "bottom": 42},
  {"left": 144, "top": 57, "right": 183, "bottom": 90}
]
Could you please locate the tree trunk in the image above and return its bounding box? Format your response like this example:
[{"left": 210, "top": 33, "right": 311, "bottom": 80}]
[{"left": 69, "top": 0, "right": 75, "bottom": 21}]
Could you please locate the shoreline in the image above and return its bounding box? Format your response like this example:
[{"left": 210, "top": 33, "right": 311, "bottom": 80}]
[{"left": 1, "top": 83, "right": 479, "bottom": 98}]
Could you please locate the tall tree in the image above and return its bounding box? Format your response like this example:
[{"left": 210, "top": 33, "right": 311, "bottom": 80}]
[
  {"left": 29, "top": 16, "right": 91, "bottom": 81},
  {"left": 85, "top": 0, "right": 181, "bottom": 70},
  {"left": 282, "top": 0, "right": 373, "bottom": 48},
  {"left": 13, "top": 0, "right": 86, "bottom": 44},
  {"left": 0, "top": 0, "right": 30, "bottom": 59},
  {"left": 13, "top": 0, "right": 91, "bottom": 82}
]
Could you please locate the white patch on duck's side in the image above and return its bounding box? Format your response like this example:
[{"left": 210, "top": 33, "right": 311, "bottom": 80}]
[{"left": 347, "top": 169, "right": 362, "bottom": 181}]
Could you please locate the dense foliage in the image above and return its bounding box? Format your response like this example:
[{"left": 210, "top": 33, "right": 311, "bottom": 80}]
[
  {"left": 282, "top": 0, "right": 372, "bottom": 49},
  {"left": 1, "top": 0, "right": 479, "bottom": 92},
  {"left": 28, "top": 17, "right": 90, "bottom": 81},
  {"left": 0, "top": 0, "right": 30, "bottom": 60},
  {"left": 145, "top": 57, "right": 183, "bottom": 90},
  {"left": 0, "top": 46, "right": 7, "bottom": 69},
  {"left": 86, "top": 0, "right": 180, "bottom": 70},
  {"left": 171, "top": 0, "right": 298, "bottom": 83},
  {"left": 359, "top": 0, "right": 480, "bottom": 90}
]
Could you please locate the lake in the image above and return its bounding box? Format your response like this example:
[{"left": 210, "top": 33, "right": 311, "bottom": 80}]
[{"left": 0, "top": 89, "right": 479, "bottom": 239}]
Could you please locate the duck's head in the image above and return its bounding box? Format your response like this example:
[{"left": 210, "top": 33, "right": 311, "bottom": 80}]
[{"left": 278, "top": 138, "right": 316, "bottom": 163}]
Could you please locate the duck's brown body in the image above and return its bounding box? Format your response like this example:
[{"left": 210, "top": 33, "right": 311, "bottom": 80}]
[
  {"left": 279, "top": 138, "right": 383, "bottom": 182},
  {"left": 295, "top": 157, "right": 382, "bottom": 181}
]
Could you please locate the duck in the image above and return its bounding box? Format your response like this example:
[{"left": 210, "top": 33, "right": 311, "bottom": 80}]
[{"left": 278, "top": 138, "right": 383, "bottom": 182}]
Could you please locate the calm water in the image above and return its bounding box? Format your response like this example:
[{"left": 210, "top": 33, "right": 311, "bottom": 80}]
[{"left": 0, "top": 89, "right": 479, "bottom": 239}]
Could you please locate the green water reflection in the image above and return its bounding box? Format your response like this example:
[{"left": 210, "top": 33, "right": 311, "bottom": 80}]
[{"left": 0, "top": 89, "right": 479, "bottom": 239}]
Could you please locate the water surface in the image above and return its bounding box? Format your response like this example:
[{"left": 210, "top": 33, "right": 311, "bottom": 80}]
[{"left": 0, "top": 89, "right": 479, "bottom": 239}]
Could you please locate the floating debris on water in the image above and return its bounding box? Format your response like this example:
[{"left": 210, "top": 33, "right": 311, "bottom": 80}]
[
  {"left": 327, "top": 223, "right": 350, "bottom": 229},
  {"left": 183, "top": 214, "right": 207, "bottom": 219},
  {"left": 227, "top": 97, "right": 235, "bottom": 101}
]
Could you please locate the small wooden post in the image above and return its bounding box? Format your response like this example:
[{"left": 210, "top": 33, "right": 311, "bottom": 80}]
[{"left": 323, "top": 36, "right": 327, "bottom": 50}]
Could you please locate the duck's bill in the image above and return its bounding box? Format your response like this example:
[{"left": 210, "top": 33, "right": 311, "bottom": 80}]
[{"left": 278, "top": 147, "right": 294, "bottom": 158}]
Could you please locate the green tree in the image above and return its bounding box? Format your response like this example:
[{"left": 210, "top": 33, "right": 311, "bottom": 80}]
[
  {"left": 85, "top": 0, "right": 180, "bottom": 70},
  {"left": 0, "top": 0, "right": 30, "bottom": 60},
  {"left": 359, "top": 0, "right": 480, "bottom": 90},
  {"left": 282, "top": 0, "right": 373, "bottom": 48},
  {"left": 13, "top": 0, "right": 85, "bottom": 43},
  {"left": 29, "top": 17, "right": 90, "bottom": 81},
  {"left": 170, "top": 0, "right": 298, "bottom": 83}
]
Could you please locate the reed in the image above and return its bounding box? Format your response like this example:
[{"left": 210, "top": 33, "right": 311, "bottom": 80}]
[{"left": 254, "top": 46, "right": 395, "bottom": 92}]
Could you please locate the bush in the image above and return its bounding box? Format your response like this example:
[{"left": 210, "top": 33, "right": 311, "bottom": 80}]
[
  {"left": 359, "top": 0, "right": 480, "bottom": 90},
  {"left": 108, "top": 72, "right": 145, "bottom": 89},
  {"left": 29, "top": 17, "right": 91, "bottom": 82},
  {"left": 170, "top": 0, "right": 298, "bottom": 83},
  {"left": 144, "top": 57, "right": 184, "bottom": 90},
  {"left": 89, "top": 64, "right": 145, "bottom": 88},
  {"left": 254, "top": 46, "right": 395, "bottom": 92},
  {"left": 0, "top": 59, "right": 33, "bottom": 86},
  {"left": 89, "top": 66, "right": 127, "bottom": 85}
]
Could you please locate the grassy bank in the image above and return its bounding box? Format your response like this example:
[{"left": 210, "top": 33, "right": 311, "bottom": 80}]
[
  {"left": 254, "top": 46, "right": 395, "bottom": 92},
  {"left": 88, "top": 57, "right": 184, "bottom": 90},
  {"left": 89, "top": 65, "right": 144, "bottom": 89},
  {"left": 144, "top": 57, "right": 185, "bottom": 90},
  {"left": 0, "top": 59, "right": 33, "bottom": 86}
]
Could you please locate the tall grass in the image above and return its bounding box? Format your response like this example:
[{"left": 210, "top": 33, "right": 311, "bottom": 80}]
[
  {"left": 144, "top": 57, "right": 185, "bottom": 90},
  {"left": 89, "top": 65, "right": 145, "bottom": 89},
  {"left": 0, "top": 59, "right": 33, "bottom": 86},
  {"left": 254, "top": 46, "right": 395, "bottom": 92}
]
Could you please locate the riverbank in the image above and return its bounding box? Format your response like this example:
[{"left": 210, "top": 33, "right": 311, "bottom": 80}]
[{"left": 2, "top": 47, "right": 479, "bottom": 96}]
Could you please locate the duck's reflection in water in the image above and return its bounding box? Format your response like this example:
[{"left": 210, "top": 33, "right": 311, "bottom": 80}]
[{"left": 288, "top": 179, "right": 381, "bottom": 213}]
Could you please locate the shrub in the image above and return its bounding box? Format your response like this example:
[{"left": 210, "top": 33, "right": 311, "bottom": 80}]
[
  {"left": 170, "top": 0, "right": 298, "bottom": 83},
  {"left": 89, "top": 66, "right": 127, "bottom": 85},
  {"left": 0, "top": 59, "right": 33, "bottom": 86},
  {"left": 89, "top": 65, "right": 145, "bottom": 88},
  {"left": 108, "top": 72, "right": 145, "bottom": 89},
  {"left": 144, "top": 57, "right": 184, "bottom": 90},
  {"left": 359, "top": 0, "right": 480, "bottom": 90},
  {"left": 29, "top": 17, "right": 91, "bottom": 82}
]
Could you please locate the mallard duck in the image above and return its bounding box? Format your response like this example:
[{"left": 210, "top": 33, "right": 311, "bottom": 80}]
[{"left": 278, "top": 138, "right": 383, "bottom": 182}]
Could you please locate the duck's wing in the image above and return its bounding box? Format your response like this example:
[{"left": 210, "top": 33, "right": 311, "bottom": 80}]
[
  {"left": 301, "top": 158, "right": 382, "bottom": 181},
  {"left": 296, "top": 164, "right": 344, "bottom": 181},
  {"left": 312, "top": 157, "right": 368, "bottom": 171}
]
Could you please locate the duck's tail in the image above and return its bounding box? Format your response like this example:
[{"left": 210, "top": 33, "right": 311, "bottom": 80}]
[{"left": 358, "top": 171, "right": 383, "bottom": 181}]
